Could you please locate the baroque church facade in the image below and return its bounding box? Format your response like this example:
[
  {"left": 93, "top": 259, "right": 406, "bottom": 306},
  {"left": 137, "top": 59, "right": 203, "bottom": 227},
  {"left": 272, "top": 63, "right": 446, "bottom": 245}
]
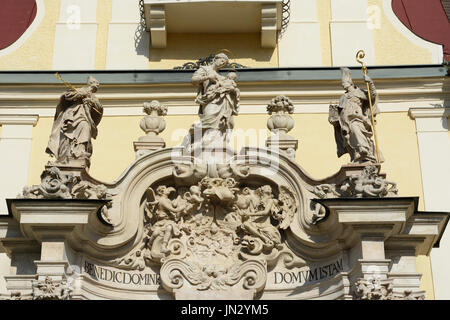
[{"left": 0, "top": 0, "right": 449, "bottom": 300}]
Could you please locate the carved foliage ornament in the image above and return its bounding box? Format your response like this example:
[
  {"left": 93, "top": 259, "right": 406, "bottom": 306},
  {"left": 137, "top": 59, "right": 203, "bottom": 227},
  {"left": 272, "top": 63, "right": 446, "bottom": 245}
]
[
  {"left": 140, "top": 100, "right": 168, "bottom": 136},
  {"left": 18, "top": 167, "right": 113, "bottom": 223},
  {"left": 174, "top": 53, "right": 248, "bottom": 70},
  {"left": 354, "top": 278, "right": 394, "bottom": 300},
  {"left": 32, "top": 276, "right": 73, "bottom": 300},
  {"left": 266, "top": 95, "right": 295, "bottom": 135},
  {"left": 19, "top": 167, "right": 76, "bottom": 199},
  {"left": 353, "top": 278, "right": 425, "bottom": 300},
  {"left": 160, "top": 259, "right": 266, "bottom": 292},
  {"left": 313, "top": 166, "right": 398, "bottom": 199},
  {"left": 18, "top": 167, "right": 110, "bottom": 201}
]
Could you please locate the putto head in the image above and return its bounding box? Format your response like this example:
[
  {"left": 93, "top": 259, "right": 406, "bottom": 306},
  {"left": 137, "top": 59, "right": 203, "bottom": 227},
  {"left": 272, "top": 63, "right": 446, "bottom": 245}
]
[
  {"left": 156, "top": 186, "right": 176, "bottom": 196},
  {"left": 260, "top": 185, "right": 272, "bottom": 194},
  {"left": 227, "top": 72, "right": 237, "bottom": 80},
  {"left": 156, "top": 185, "right": 167, "bottom": 195}
]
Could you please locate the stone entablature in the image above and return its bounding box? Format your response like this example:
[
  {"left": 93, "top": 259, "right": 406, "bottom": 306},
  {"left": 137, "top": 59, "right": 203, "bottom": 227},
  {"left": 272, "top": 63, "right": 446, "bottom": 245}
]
[
  {"left": 0, "top": 66, "right": 446, "bottom": 120},
  {"left": 0, "top": 56, "right": 447, "bottom": 300}
]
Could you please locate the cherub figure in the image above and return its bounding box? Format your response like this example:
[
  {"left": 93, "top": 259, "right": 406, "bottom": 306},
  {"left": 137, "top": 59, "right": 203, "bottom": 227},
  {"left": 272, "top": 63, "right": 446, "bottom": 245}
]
[
  {"left": 220, "top": 72, "right": 240, "bottom": 108},
  {"left": 176, "top": 185, "right": 205, "bottom": 226},
  {"left": 237, "top": 185, "right": 282, "bottom": 249},
  {"left": 234, "top": 187, "right": 258, "bottom": 215},
  {"left": 145, "top": 186, "right": 187, "bottom": 254}
]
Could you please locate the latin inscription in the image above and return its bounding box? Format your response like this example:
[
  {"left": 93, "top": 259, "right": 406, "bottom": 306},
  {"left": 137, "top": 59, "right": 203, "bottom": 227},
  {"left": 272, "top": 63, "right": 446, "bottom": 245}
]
[
  {"left": 82, "top": 258, "right": 343, "bottom": 288},
  {"left": 83, "top": 260, "right": 160, "bottom": 286},
  {"left": 273, "top": 258, "right": 343, "bottom": 285}
]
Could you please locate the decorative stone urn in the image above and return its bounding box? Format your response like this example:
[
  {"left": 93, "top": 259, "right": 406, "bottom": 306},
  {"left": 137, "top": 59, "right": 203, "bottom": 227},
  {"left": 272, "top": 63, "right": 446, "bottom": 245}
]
[
  {"left": 265, "top": 95, "right": 298, "bottom": 159},
  {"left": 266, "top": 95, "right": 295, "bottom": 134},
  {"left": 134, "top": 100, "right": 168, "bottom": 157},
  {"left": 140, "top": 100, "right": 168, "bottom": 137}
]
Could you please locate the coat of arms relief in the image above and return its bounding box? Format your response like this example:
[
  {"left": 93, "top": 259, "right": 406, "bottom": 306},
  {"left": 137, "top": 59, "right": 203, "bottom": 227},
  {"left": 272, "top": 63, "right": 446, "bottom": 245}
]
[{"left": 114, "top": 167, "right": 299, "bottom": 295}]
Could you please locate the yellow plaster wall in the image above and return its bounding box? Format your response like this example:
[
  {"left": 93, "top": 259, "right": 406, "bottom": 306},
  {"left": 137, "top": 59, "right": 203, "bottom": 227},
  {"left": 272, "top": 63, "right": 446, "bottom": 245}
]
[
  {"left": 149, "top": 34, "right": 278, "bottom": 69},
  {"left": 94, "top": 0, "right": 112, "bottom": 70},
  {"left": 90, "top": 116, "right": 142, "bottom": 182},
  {"left": 312, "top": 0, "right": 435, "bottom": 67},
  {"left": 0, "top": 0, "right": 60, "bottom": 70},
  {"left": 316, "top": 0, "right": 333, "bottom": 67},
  {"left": 28, "top": 115, "right": 201, "bottom": 184},
  {"left": 417, "top": 256, "right": 435, "bottom": 300},
  {"left": 376, "top": 112, "right": 425, "bottom": 206},
  {"left": 29, "top": 111, "right": 425, "bottom": 193},
  {"left": 29, "top": 111, "right": 425, "bottom": 196},
  {"left": 89, "top": 115, "right": 200, "bottom": 183},
  {"left": 368, "top": 0, "right": 433, "bottom": 65}
]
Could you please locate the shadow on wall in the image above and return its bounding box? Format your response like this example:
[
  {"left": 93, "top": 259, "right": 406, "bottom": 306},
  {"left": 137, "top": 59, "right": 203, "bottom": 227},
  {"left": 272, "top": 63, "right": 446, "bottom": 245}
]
[
  {"left": 134, "top": 23, "right": 150, "bottom": 59},
  {"left": 445, "top": 63, "right": 450, "bottom": 109},
  {"left": 10, "top": 253, "right": 39, "bottom": 275},
  {"left": 148, "top": 33, "right": 276, "bottom": 65}
]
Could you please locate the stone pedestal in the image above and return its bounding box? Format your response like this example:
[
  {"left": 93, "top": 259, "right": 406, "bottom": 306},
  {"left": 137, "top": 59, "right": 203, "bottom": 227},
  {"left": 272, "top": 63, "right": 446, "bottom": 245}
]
[
  {"left": 339, "top": 163, "right": 385, "bottom": 179},
  {"left": 266, "top": 132, "right": 298, "bottom": 159},
  {"left": 1, "top": 199, "right": 105, "bottom": 299},
  {"left": 45, "top": 162, "right": 88, "bottom": 178},
  {"left": 134, "top": 137, "right": 166, "bottom": 158},
  {"left": 4, "top": 275, "right": 35, "bottom": 298},
  {"left": 7, "top": 199, "right": 106, "bottom": 277},
  {"left": 34, "top": 261, "right": 68, "bottom": 281},
  {"left": 8, "top": 199, "right": 107, "bottom": 240}
]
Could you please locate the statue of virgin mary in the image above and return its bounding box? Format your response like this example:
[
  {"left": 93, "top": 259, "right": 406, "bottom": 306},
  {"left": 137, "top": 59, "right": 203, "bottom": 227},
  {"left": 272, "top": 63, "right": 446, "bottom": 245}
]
[{"left": 182, "top": 53, "right": 240, "bottom": 154}]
